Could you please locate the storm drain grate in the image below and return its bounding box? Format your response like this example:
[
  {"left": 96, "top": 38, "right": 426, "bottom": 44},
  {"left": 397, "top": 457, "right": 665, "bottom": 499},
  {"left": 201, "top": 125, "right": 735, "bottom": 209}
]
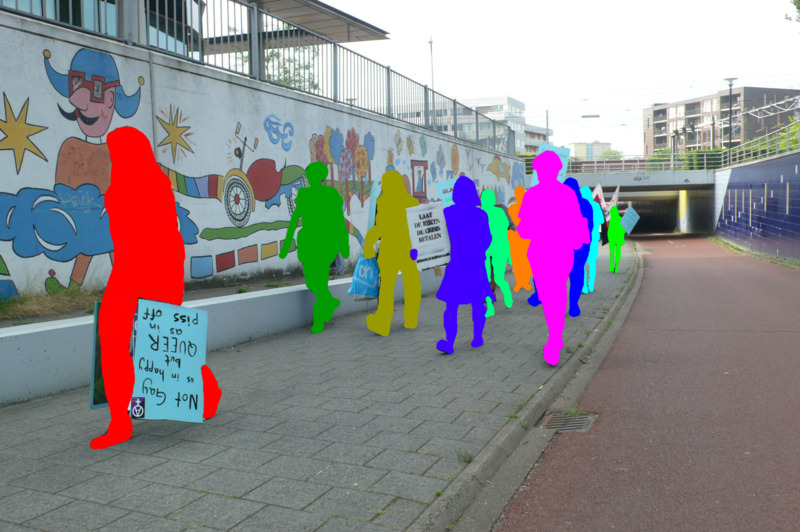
[{"left": 541, "top": 413, "right": 597, "bottom": 432}]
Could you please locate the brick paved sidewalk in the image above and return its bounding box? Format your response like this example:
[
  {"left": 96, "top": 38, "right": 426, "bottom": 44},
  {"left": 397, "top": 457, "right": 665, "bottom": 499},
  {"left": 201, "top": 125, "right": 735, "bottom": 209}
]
[{"left": 0, "top": 243, "right": 636, "bottom": 532}]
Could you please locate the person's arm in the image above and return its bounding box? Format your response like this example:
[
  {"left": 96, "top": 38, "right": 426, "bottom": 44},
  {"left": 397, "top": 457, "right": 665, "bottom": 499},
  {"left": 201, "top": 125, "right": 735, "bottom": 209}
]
[
  {"left": 362, "top": 225, "right": 382, "bottom": 259},
  {"left": 279, "top": 203, "right": 301, "bottom": 259}
]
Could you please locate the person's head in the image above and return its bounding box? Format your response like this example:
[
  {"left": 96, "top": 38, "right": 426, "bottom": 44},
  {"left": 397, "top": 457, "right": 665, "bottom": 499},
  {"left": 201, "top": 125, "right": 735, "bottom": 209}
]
[
  {"left": 480, "top": 188, "right": 496, "bottom": 209},
  {"left": 107, "top": 127, "right": 159, "bottom": 189},
  {"left": 514, "top": 186, "right": 526, "bottom": 204},
  {"left": 610, "top": 205, "right": 621, "bottom": 221},
  {"left": 381, "top": 170, "right": 406, "bottom": 197},
  {"left": 306, "top": 161, "right": 328, "bottom": 187},
  {"left": 580, "top": 185, "right": 593, "bottom": 202},
  {"left": 564, "top": 177, "right": 581, "bottom": 197},
  {"left": 532, "top": 150, "right": 562, "bottom": 183},
  {"left": 452, "top": 175, "right": 479, "bottom": 207}
]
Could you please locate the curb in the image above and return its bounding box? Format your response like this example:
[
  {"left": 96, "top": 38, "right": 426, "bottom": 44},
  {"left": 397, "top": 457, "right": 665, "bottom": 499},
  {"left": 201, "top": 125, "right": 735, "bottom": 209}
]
[{"left": 409, "top": 243, "right": 644, "bottom": 532}]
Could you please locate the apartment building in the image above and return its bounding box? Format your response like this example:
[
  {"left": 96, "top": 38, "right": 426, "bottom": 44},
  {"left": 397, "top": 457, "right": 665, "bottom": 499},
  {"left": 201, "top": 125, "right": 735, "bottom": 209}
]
[
  {"left": 462, "top": 97, "right": 551, "bottom": 155},
  {"left": 567, "top": 141, "right": 612, "bottom": 160},
  {"left": 643, "top": 87, "right": 800, "bottom": 155}
]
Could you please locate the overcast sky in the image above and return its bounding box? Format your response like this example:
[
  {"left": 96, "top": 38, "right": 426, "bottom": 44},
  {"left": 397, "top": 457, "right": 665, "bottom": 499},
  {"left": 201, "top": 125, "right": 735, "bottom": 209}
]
[{"left": 325, "top": 0, "right": 800, "bottom": 156}]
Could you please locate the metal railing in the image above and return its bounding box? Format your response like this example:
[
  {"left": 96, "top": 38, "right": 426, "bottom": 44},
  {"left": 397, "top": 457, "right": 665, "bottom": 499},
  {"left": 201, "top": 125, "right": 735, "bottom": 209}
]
[
  {"left": 1, "top": 0, "right": 513, "bottom": 154},
  {"left": 566, "top": 151, "right": 726, "bottom": 174},
  {"left": 727, "top": 120, "right": 800, "bottom": 166}
]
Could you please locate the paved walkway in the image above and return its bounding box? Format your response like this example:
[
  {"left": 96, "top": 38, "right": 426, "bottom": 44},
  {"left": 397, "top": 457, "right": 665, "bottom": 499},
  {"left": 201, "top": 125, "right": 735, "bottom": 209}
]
[
  {"left": 0, "top": 243, "right": 637, "bottom": 532},
  {"left": 495, "top": 235, "right": 800, "bottom": 531}
]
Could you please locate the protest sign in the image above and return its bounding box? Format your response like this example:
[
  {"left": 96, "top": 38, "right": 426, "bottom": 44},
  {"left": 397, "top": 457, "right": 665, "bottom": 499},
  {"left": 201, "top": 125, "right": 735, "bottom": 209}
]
[
  {"left": 130, "top": 299, "right": 207, "bottom": 423},
  {"left": 532, "top": 144, "right": 571, "bottom": 183},
  {"left": 406, "top": 203, "right": 450, "bottom": 271},
  {"left": 435, "top": 177, "right": 459, "bottom": 207},
  {"left": 620, "top": 205, "right": 640, "bottom": 234}
]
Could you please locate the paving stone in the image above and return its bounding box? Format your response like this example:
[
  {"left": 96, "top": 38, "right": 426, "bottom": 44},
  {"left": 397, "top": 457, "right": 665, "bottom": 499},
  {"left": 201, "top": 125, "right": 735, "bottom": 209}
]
[
  {"left": 170, "top": 423, "right": 237, "bottom": 443},
  {"left": 445, "top": 397, "right": 500, "bottom": 413},
  {"left": 169, "top": 493, "right": 263, "bottom": 529},
  {"left": 362, "top": 402, "right": 416, "bottom": 418},
  {"left": 320, "top": 386, "right": 372, "bottom": 399},
  {"left": 317, "top": 411, "right": 375, "bottom": 428},
  {"left": 4, "top": 438, "right": 74, "bottom": 460},
  {"left": 0, "top": 431, "right": 36, "bottom": 452},
  {"left": 454, "top": 410, "right": 511, "bottom": 430},
  {"left": 400, "top": 393, "right": 453, "bottom": 408},
  {"left": 364, "top": 432, "right": 431, "bottom": 452},
  {"left": 10, "top": 464, "right": 97, "bottom": 493},
  {"left": 0, "top": 489, "right": 72, "bottom": 523},
  {"left": 305, "top": 488, "right": 393, "bottom": 521},
  {"left": 133, "top": 460, "right": 218, "bottom": 488},
  {"left": 224, "top": 414, "right": 284, "bottom": 432},
  {"left": 316, "top": 517, "right": 391, "bottom": 532},
  {"left": 244, "top": 477, "right": 330, "bottom": 509},
  {"left": 418, "top": 438, "right": 483, "bottom": 461},
  {"left": 308, "top": 462, "right": 387, "bottom": 490},
  {"left": 200, "top": 447, "right": 277, "bottom": 471},
  {"left": 370, "top": 471, "right": 449, "bottom": 503},
  {"left": 278, "top": 405, "right": 327, "bottom": 421},
  {"left": 96, "top": 511, "right": 186, "bottom": 532},
  {"left": 26, "top": 500, "right": 128, "bottom": 532},
  {"left": 264, "top": 436, "right": 331, "bottom": 458},
  {"left": 462, "top": 426, "right": 501, "bottom": 446},
  {"left": 410, "top": 420, "right": 473, "bottom": 440},
  {"left": 111, "top": 482, "right": 204, "bottom": 516},
  {"left": 365, "top": 449, "right": 439, "bottom": 475},
  {"left": 231, "top": 505, "right": 325, "bottom": 532},
  {"left": 27, "top": 421, "right": 91, "bottom": 443},
  {"left": 362, "top": 416, "right": 423, "bottom": 435},
  {"left": 316, "top": 425, "right": 381, "bottom": 445},
  {"left": 311, "top": 443, "right": 383, "bottom": 466},
  {"left": 117, "top": 434, "right": 179, "bottom": 456},
  {"left": 0, "top": 456, "right": 57, "bottom": 482},
  {"left": 186, "top": 468, "right": 268, "bottom": 497},
  {"left": 271, "top": 420, "right": 334, "bottom": 438},
  {"left": 212, "top": 429, "right": 282, "bottom": 450},
  {"left": 153, "top": 441, "right": 228, "bottom": 463},
  {"left": 256, "top": 455, "right": 330, "bottom": 480},
  {"left": 134, "top": 420, "right": 187, "bottom": 437},
  {"left": 0, "top": 482, "right": 21, "bottom": 498},
  {"left": 319, "top": 397, "right": 370, "bottom": 413},
  {"left": 65, "top": 474, "right": 150, "bottom": 504},
  {"left": 0, "top": 519, "right": 42, "bottom": 531},
  {"left": 407, "top": 406, "right": 460, "bottom": 423},
  {"left": 372, "top": 497, "right": 428, "bottom": 530}
]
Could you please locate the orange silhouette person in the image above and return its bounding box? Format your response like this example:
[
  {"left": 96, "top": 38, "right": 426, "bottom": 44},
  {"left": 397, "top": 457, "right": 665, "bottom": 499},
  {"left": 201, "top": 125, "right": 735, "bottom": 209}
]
[
  {"left": 362, "top": 171, "right": 421, "bottom": 336},
  {"left": 507, "top": 186, "right": 532, "bottom": 292},
  {"left": 280, "top": 161, "right": 350, "bottom": 333},
  {"left": 92, "top": 127, "right": 220, "bottom": 450}
]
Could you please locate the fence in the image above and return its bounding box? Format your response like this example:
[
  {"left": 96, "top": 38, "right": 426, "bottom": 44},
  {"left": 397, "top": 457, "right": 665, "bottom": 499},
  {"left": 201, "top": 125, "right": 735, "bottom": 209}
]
[{"left": 1, "top": 0, "right": 513, "bottom": 154}]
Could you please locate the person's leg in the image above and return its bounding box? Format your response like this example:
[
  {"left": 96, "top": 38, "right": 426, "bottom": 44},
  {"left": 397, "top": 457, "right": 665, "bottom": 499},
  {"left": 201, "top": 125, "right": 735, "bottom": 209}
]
[
  {"left": 569, "top": 248, "right": 589, "bottom": 317},
  {"left": 436, "top": 302, "right": 458, "bottom": 354},
  {"left": 527, "top": 276, "right": 541, "bottom": 307},
  {"left": 304, "top": 261, "right": 335, "bottom": 333},
  {"left": 400, "top": 259, "right": 421, "bottom": 329},
  {"left": 614, "top": 245, "right": 622, "bottom": 273},
  {"left": 91, "top": 287, "right": 136, "bottom": 449},
  {"left": 494, "top": 253, "right": 514, "bottom": 309},
  {"left": 367, "top": 260, "right": 396, "bottom": 336},
  {"left": 485, "top": 256, "right": 496, "bottom": 318},
  {"left": 609, "top": 244, "right": 616, "bottom": 272},
  {"left": 471, "top": 302, "right": 486, "bottom": 348}
]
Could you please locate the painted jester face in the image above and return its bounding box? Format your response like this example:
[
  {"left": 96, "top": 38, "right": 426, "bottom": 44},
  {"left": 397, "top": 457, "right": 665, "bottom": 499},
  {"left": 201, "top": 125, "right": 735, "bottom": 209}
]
[{"left": 59, "top": 72, "right": 117, "bottom": 138}]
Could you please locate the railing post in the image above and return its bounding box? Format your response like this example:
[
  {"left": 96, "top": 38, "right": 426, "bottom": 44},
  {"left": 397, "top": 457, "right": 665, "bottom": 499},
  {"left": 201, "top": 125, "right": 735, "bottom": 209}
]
[
  {"left": 492, "top": 121, "right": 496, "bottom": 152},
  {"left": 332, "top": 43, "right": 338, "bottom": 103},
  {"left": 386, "top": 67, "right": 392, "bottom": 118},
  {"left": 424, "top": 85, "right": 430, "bottom": 129},
  {"left": 475, "top": 113, "right": 479, "bottom": 145},
  {"left": 453, "top": 100, "right": 458, "bottom": 138},
  {"left": 248, "top": 2, "right": 259, "bottom": 79}
]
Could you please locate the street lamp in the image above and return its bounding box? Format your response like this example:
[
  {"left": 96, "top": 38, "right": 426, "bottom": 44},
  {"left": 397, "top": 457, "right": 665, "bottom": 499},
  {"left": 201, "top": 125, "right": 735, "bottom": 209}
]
[{"left": 724, "top": 77, "right": 737, "bottom": 150}]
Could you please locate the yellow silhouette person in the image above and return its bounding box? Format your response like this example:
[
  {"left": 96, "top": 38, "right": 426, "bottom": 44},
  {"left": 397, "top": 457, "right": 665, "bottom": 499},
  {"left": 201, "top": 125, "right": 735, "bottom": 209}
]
[{"left": 362, "top": 170, "right": 421, "bottom": 336}]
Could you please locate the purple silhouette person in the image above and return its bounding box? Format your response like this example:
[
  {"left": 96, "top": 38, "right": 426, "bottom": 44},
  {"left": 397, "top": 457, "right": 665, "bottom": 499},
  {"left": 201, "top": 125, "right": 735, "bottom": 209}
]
[
  {"left": 517, "top": 152, "right": 590, "bottom": 366},
  {"left": 564, "top": 177, "right": 595, "bottom": 317},
  {"left": 435, "top": 176, "right": 492, "bottom": 354}
]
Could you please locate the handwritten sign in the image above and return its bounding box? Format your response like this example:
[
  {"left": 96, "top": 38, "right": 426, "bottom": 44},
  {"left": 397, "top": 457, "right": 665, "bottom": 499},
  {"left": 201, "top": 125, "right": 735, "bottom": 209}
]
[
  {"left": 532, "top": 144, "right": 571, "bottom": 183},
  {"left": 620, "top": 205, "right": 640, "bottom": 235},
  {"left": 435, "top": 177, "right": 459, "bottom": 207},
  {"left": 407, "top": 203, "right": 450, "bottom": 271},
  {"left": 131, "top": 299, "right": 207, "bottom": 423}
]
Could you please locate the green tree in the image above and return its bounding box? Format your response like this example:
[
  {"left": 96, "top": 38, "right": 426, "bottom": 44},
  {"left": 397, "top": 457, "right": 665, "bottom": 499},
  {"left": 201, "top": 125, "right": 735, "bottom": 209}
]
[
  {"left": 785, "top": 0, "right": 800, "bottom": 22},
  {"left": 598, "top": 149, "right": 623, "bottom": 160}
]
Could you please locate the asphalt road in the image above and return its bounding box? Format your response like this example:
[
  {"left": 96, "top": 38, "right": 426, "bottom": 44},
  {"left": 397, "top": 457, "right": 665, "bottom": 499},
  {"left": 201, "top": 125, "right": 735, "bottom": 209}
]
[{"left": 495, "top": 235, "right": 800, "bottom": 531}]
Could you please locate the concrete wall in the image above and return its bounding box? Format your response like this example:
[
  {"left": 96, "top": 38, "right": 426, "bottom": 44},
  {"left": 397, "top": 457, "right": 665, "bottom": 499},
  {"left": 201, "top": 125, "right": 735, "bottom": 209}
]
[
  {"left": 678, "top": 189, "right": 715, "bottom": 234},
  {"left": 0, "top": 11, "right": 524, "bottom": 298}
]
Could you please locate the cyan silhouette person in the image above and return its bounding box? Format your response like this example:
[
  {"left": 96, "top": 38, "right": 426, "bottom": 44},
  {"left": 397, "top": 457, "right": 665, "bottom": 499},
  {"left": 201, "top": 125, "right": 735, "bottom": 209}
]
[
  {"left": 280, "top": 161, "right": 350, "bottom": 333},
  {"left": 481, "top": 189, "right": 513, "bottom": 318},
  {"left": 581, "top": 186, "right": 604, "bottom": 292},
  {"left": 508, "top": 186, "right": 533, "bottom": 293},
  {"left": 564, "top": 178, "right": 595, "bottom": 317},
  {"left": 435, "top": 176, "right": 492, "bottom": 354},
  {"left": 362, "top": 170, "right": 421, "bottom": 336},
  {"left": 517, "top": 151, "right": 589, "bottom": 366},
  {"left": 608, "top": 205, "right": 625, "bottom": 273}
]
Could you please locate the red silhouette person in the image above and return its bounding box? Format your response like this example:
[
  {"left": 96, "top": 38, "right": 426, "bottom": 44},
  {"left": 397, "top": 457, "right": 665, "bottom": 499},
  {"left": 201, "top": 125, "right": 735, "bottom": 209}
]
[
  {"left": 92, "top": 127, "right": 220, "bottom": 450},
  {"left": 517, "top": 151, "right": 589, "bottom": 366}
]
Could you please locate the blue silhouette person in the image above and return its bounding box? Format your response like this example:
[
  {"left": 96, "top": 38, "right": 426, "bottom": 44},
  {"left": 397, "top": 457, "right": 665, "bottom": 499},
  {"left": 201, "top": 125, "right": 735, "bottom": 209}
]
[
  {"left": 564, "top": 178, "right": 594, "bottom": 317},
  {"left": 435, "top": 176, "right": 492, "bottom": 354}
]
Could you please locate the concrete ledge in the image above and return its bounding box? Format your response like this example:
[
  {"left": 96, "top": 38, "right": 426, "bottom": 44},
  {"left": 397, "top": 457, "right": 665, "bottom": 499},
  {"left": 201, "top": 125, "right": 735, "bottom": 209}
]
[{"left": 0, "top": 270, "right": 440, "bottom": 406}]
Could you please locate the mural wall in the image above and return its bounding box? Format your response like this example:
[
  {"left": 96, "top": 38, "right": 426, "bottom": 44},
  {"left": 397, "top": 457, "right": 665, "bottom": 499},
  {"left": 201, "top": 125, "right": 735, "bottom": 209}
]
[
  {"left": 715, "top": 152, "right": 800, "bottom": 261},
  {"left": 0, "top": 15, "right": 524, "bottom": 298}
]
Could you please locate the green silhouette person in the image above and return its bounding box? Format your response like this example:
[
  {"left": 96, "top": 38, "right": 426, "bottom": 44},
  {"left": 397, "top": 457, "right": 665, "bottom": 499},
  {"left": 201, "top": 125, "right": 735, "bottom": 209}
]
[
  {"left": 481, "top": 189, "right": 513, "bottom": 318},
  {"left": 280, "top": 161, "right": 350, "bottom": 333},
  {"left": 362, "top": 170, "right": 421, "bottom": 336},
  {"left": 608, "top": 205, "right": 625, "bottom": 273}
]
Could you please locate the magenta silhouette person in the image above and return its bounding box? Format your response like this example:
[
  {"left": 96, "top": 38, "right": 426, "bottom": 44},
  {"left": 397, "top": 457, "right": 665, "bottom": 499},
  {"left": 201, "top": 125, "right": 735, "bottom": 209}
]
[
  {"left": 435, "top": 176, "right": 492, "bottom": 354},
  {"left": 517, "top": 151, "right": 590, "bottom": 366}
]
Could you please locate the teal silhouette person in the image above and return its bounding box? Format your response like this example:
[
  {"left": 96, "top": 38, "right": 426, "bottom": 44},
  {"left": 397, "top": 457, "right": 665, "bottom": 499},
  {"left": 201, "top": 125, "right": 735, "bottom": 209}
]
[
  {"left": 608, "top": 205, "right": 625, "bottom": 273},
  {"left": 481, "top": 189, "right": 513, "bottom": 318},
  {"left": 581, "top": 186, "right": 604, "bottom": 292},
  {"left": 280, "top": 162, "right": 350, "bottom": 333},
  {"left": 362, "top": 170, "right": 421, "bottom": 336}
]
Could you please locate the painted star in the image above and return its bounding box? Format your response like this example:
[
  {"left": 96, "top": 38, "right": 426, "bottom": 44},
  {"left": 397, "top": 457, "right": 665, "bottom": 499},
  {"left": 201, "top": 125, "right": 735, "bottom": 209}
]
[
  {"left": 156, "top": 106, "right": 193, "bottom": 162},
  {"left": 0, "top": 93, "right": 48, "bottom": 174}
]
